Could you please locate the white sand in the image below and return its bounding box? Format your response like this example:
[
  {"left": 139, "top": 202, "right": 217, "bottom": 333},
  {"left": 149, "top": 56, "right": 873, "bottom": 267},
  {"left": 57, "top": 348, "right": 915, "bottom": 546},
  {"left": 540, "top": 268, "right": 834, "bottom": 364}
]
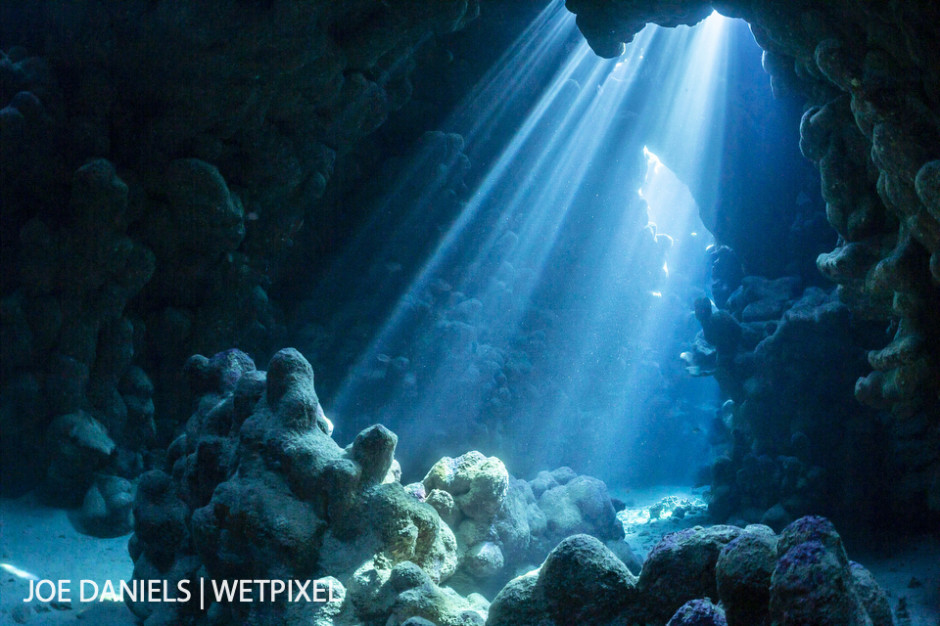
[
  {"left": 856, "top": 534, "right": 940, "bottom": 626},
  {"left": 0, "top": 495, "right": 136, "bottom": 625}
]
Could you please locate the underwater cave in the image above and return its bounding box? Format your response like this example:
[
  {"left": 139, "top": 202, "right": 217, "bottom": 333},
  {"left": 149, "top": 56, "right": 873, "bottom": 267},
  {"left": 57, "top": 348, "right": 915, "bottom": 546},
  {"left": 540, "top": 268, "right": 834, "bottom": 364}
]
[{"left": 0, "top": 0, "right": 938, "bottom": 625}]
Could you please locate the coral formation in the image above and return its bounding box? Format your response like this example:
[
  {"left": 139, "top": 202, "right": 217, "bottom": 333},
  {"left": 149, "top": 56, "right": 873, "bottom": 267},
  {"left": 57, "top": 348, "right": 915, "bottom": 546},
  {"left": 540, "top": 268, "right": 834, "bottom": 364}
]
[
  {"left": 0, "top": 0, "right": 480, "bottom": 514},
  {"left": 689, "top": 284, "right": 900, "bottom": 528},
  {"left": 125, "top": 348, "right": 895, "bottom": 626},
  {"left": 130, "top": 348, "right": 636, "bottom": 625},
  {"left": 131, "top": 348, "right": 465, "bottom": 625},
  {"left": 489, "top": 516, "right": 891, "bottom": 626}
]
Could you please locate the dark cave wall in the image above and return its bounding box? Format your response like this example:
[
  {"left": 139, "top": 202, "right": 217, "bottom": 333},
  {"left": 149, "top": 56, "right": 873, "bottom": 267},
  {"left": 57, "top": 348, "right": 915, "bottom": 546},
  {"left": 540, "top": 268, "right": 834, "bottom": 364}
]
[
  {"left": 706, "top": 23, "right": 833, "bottom": 282},
  {"left": 0, "top": 0, "right": 481, "bottom": 525}
]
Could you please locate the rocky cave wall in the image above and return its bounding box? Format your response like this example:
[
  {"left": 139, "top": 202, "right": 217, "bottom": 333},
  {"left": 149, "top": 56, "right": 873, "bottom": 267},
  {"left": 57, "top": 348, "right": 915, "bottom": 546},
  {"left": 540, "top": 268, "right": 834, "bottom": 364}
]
[
  {"left": 0, "top": 0, "right": 481, "bottom": 520},
  {"left": 566, "top": 0, "right": 940, "bottom": 527}
]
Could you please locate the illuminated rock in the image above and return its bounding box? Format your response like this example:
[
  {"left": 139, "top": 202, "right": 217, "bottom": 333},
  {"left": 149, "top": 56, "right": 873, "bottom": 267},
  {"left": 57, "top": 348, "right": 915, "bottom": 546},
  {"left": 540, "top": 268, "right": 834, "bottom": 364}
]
[{"left": 130, "top": 348, "right": 463, "bottom": 625}]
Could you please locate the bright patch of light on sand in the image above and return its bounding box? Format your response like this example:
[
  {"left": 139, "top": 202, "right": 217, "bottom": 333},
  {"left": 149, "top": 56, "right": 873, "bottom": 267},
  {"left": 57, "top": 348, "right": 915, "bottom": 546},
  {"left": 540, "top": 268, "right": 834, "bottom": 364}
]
[
  {"left": 618, "top": 494, "right": 708, "bottom": 531},
  {"left": 622, "top": 507, "right": 652, "bottom": 525},
  {"left": 1, "top": 562, "right": 39, "bottom": 581}
]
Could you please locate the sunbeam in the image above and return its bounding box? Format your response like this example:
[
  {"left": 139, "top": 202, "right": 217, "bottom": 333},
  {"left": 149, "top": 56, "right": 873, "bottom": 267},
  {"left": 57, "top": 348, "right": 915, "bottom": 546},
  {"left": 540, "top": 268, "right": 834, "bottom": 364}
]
[{"left": 326, "top": 6, "right": 739, "bottom": 483}]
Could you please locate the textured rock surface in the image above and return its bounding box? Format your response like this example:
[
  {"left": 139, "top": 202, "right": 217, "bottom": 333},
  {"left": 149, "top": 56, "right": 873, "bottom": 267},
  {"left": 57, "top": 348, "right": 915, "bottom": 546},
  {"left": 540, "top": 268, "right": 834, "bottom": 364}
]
[
  {"left": 129, "top": 348, "right": 471, "bottom": 626},
  {"left": 637, "top": 524, "right": 744, "bottom": 624},
  {"left": 0, "top": 0, "right": 479, "bottom": 513},
  {"left": 567, "top": 0, "right": 940, "bottom": 529},
  {"left": 410, "top": 454, "right": 634, "bottom": 598},
  {"left": 715, "top": 526, "right": 778, "bottom": 626},
  {"left": 486, "top": 534, "right": 638, "bottom": 626},
  {"left": 486, "top": 515, "right": 890, "bottom": 626}
]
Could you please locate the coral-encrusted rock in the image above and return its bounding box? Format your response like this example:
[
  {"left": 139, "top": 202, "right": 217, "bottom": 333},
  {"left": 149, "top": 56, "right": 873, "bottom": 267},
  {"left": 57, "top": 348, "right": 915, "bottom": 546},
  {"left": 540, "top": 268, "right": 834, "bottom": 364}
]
[
  {"left": 1, "top": 0, "right": 483, "bottom": 515},
  {"left": 350, "top": 424, "right": 398, "bottom": 486},
  {"left": 534, "top": 474, "right": 624, "bottom": 552},
  {"left": 850, "top": 562, "right": 894, "bottom": 626},
  {"left": 419, "top": 451, "right": 528, "bottom": 595},
  {"left": 359, "top": 484, "right": 459, "bottom": 585},
  {"left": 486, "top": 534, "right": 638, "bottom": 626},
  {"left": 637, "top": 525, "right": 743, "bottom": 624},
  {"left": 768, "top": 516, "right": 893, "bottom": 626},
  {"left": 666, "top": 598, "right": 728, "bottom": 626},
  {"left": 484, "top": 515, "right": 891, "bottom": 626},
  {"left": 131, "top": 348, "right": 467, "bottom": 626},
  {"left": 463, "top": 541, "right": 504, "bottom": 580},
  {"left": 424, "top": 451, "right": 509, "bottom": 520},
  {"left": 716, "top": 525, "right": 778, "bottom": 626},
  {"left": 163, "top": 158, "right": 244, "bottom": 257},
  {"left": 383, "top": 560, "right": 489, "bottom": 626},
  {"left": 770, "top": 541, "right": 870, "bottom": 625},
  {"left": 1, "top": 154, "right": 156, "bottom": 506},
  {"left": 775, "top": 515, "right": 849, "bottom": 567},
  {"left": 485, "top": 569, "right": 547, "bottom": 626},
  {"left": 418, "top": 455, "right": 635, "bottom": 598},
  {"left": 537, "top": 534, "right": 638, "bottom": 624},
  {"left": 132, "top": 470, "right": 189, "bottom": 572},
  {"left": 529, "top": 470, "right": 559, "bottom": 498}
]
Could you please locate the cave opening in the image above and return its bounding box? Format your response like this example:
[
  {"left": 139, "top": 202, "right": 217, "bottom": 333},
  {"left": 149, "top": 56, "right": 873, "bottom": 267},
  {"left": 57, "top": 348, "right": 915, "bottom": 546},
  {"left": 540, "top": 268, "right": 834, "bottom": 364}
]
[{"left": 309, "top": 4, "right": 791, "bottom": 493}]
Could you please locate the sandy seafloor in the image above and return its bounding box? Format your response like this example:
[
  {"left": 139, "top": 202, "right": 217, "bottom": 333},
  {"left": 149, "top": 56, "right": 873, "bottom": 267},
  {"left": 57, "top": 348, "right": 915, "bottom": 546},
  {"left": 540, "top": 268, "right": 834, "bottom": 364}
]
[{"left": 1, "top": 488, "right": 937, "bottom": 625}]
